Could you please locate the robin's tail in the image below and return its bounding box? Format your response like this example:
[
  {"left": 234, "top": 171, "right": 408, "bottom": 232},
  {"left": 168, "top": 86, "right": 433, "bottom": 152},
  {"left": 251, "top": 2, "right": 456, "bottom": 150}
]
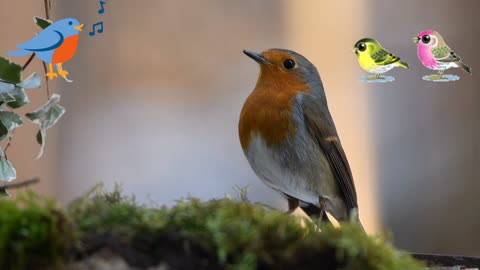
[
  {"left": 457, "top": 61, "right": 472, "bottom": 75},
  {"left": 7, "top": 49, "right": 30, "bottom": 57}
]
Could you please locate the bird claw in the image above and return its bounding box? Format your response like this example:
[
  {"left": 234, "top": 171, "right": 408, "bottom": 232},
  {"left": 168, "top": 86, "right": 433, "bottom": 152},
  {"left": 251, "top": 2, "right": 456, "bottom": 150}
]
[
  {"left": 46, "top": 72, "right": 58, "bottom": 80},
  {"left": 58, "top": 70, "right": 69, "bottom": 77}
]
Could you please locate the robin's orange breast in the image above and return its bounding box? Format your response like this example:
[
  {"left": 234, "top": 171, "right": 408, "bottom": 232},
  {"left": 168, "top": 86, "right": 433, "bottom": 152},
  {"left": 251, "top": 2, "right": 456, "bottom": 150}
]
[
  {"left": 239, "top": 71, "right": 311, "bottom": 150},
  {"left": 52, "top": 34, "right": 79, "bottom": 63}
]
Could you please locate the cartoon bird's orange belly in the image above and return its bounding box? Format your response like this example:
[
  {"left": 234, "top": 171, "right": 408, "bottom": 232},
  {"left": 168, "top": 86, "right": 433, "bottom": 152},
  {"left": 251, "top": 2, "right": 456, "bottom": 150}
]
[{"left": 52, "top": 34, "right": 79, "bottom": 63}]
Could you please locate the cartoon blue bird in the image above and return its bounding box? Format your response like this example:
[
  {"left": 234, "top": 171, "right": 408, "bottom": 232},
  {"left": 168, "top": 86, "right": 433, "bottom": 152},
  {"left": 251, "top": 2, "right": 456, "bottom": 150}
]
[{"left": 8, "top": 18, "right": 84, "bottom": 80}]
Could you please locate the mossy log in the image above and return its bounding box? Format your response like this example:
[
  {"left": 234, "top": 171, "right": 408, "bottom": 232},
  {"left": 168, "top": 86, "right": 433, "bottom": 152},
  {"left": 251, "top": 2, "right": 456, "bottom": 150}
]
[{"left": 0, "top": 186, "right": 476, "bottom": 270}]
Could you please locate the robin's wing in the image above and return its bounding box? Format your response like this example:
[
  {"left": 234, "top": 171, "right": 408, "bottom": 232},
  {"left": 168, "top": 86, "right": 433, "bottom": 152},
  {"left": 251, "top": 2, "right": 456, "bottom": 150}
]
[
  {"left": 433, "top": 45, "right": 462, "bottom": 63},
  {"left": 16, "top": 29, "right": 64, "bottom": 52},
  {"left": 372, "top": 48, "right": 401, "bottom": 66},
  {"left": 298, "top": 93, "right": 358, "bottom": 211}
]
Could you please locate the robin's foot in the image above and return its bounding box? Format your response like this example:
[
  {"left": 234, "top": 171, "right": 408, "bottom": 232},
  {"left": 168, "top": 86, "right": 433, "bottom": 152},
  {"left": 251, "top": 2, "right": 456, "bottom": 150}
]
[
  {"left": 58, "top": 69, "right": 69, "bottom": 77},
  {"left": 46, "top": 72, "right": 58, "bottom": 80}
]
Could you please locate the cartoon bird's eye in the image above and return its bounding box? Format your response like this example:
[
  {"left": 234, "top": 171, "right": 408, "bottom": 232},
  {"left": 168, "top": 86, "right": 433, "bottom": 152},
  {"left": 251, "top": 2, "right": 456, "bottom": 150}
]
[
  {"left": 68, "top": 21, "right": 73, "bottom": 25},
  {"left": 283, "top": 59, "right": 296, "bottom": 69},
  {"left": 358, "top": 43, "right": 367, "bottom": 52},
  {"left": 421, "top": 35, "right": 430, "bottom": 44}
]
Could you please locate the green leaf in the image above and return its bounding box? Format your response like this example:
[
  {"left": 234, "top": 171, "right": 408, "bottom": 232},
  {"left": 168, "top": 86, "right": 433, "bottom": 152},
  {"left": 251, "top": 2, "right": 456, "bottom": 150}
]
[
  {"left": 0, "top": 111, "right": 22, "bottom": 142},
  {"left": 0, "top": 80, "right": 15, "bottom": 93},
  {"left": 0, "top": 111, "right": 23, "bottom": 130},
  {"left": 26, "top": 94, "right": 65, "bottom": 158},
  {"left": 0, "top": 148, "right": 16, "bottom": 182},
  {"left": 6, "top": 88, "right": 29, "bottom": 109},
  {"left": 0, "top": 56, "right": 21, "bottom": 84},
  {"left": 34, "top": 16, "right": 52, "bottom": 29}
]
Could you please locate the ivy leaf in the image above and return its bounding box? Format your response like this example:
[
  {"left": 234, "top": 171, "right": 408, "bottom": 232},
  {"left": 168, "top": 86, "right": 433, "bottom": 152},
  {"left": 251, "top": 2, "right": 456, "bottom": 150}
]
[
  {"left": 0, "top": 111, "right": 23, "bottom": 142},
  {"left": 17, "top": 72, "right": 41, "bottom": 89},
  {"left": 0, "top": 73, "right": 42, "bottom": 109},
  {"left": 26, "top": 94, "right": 65, "bottom": 158},
  {"left": 34, "top": 16, "right": 52, "bottom": 29},
  {"left": 0, "top": 80, "right": 15, "bottom": 93},
  {"left": 8, "top": 72, "right": 42, "bottom": 109},
  {"left": 0, "top": 56, "right": 21, "bottom": 84},
  {"left": 0, "top": 148, "right": 16, "bottom": 182}
]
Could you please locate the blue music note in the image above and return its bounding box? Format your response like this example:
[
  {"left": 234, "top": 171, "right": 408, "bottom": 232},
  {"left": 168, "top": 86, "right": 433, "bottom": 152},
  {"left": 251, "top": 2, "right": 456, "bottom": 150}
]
[
  {"left": 89, "top": 22, "right": 104, "bottom": 36},
  {"left": 98, "top": 0, "right": 106, "bottom": 14}
]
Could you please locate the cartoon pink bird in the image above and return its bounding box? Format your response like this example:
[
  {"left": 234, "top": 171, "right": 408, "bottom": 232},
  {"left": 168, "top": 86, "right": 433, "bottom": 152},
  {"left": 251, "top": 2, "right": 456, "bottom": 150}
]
[{"left": 413, "top": 30, "right": 471, "bottom": 79}]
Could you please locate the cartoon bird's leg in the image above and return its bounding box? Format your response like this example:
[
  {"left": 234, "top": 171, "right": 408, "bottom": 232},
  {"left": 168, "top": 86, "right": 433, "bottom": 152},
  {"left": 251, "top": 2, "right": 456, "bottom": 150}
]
[
  {"left": 57, "top": 63, "right": 69, "bottom": 78},
  {"left": 287, "top": 197, "right": 299, "bottom": 214},
  {"left": 430, "top": 70, "right": 444, "bottom": 80},
  {"left": 437, "top": 69, "right": 444, "bottom": 79},
  {"left": 318, "top": 197, "right": 328, "bottom": 223},
  {"left": 45, "top": 63, "right": 58, "bottom": 80}
]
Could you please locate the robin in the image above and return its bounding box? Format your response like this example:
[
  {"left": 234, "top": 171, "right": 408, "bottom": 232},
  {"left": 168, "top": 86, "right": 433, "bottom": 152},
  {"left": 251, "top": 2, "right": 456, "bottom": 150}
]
[
  {"left": 239, "top": 48, "right": 362, "bottom": 226},
  {"left": 8, "top": 18, "right": 84, "bottom": 80}
]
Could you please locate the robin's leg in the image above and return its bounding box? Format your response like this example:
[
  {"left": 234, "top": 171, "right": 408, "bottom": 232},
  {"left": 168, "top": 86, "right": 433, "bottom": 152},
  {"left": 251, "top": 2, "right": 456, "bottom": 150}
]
[
  {"left": 46, "top": 63, "right": 58, "bottom": 80},
  {"left": 57, "top": 63, "right": 69, "bottom": 78},
  {"left": 318, "top": 197, "right": 328, "bottom": 222},
  {"left": 287, "top": 197, "right": 299, "bottom": 214}
]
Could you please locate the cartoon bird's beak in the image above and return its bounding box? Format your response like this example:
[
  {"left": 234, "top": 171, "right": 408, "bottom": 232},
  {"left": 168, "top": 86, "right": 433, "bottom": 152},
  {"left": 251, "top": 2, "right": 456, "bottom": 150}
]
[
  {"left": 243, "top": 50, "right": 271, "bottom": 65},
  {"left": 74, "top": 24, "right": 85, "bottom": 32},
  {"left": 412, "top": 37, "right": 420, "bottom": 44},
  {"left": 353, "top": 48, "right": 358, "bottom": 55}
]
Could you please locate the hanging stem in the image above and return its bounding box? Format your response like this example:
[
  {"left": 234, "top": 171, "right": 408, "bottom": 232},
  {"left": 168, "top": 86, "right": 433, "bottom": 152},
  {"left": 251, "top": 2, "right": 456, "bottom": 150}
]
[{"left": 22, "top": 53, "right": 36, "bottom": 71}]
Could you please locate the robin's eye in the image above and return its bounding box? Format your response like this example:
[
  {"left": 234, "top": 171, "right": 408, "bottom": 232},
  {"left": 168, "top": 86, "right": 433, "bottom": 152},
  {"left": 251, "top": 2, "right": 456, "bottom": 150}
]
[
  {"left": 358, "top": 43, "right": 366, "bottom": 52},
  {"left": 421, "top": 35, "right": 430, "bottom": 44},
  {"left": 283, "top": 59, "right": 295, "bottom": 69},
  {"left": 69, "top": 21, "right": 73, "bottom": 25}
]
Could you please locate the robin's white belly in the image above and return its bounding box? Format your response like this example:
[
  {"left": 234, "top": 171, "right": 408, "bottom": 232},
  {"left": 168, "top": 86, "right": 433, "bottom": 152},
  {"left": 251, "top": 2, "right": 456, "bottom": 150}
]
[{"left": 244, "top": 134, "right": 337, "bottom": 207}]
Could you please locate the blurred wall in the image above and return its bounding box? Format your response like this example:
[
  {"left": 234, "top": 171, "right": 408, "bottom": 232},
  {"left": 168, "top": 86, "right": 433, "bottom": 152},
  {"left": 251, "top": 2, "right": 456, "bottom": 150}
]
[{"left": 370, "top": 0, "right": 480, "bottom": 256}]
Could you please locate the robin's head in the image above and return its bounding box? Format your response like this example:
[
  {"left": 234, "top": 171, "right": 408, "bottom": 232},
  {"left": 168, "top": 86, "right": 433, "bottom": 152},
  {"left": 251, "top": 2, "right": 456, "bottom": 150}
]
[{"left": 243, "top": 48, "right": 322, "bottom": 91}]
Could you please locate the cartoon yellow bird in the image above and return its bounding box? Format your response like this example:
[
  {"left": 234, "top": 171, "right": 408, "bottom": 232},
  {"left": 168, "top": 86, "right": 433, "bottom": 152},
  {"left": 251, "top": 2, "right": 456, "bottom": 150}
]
[{"left": 353, "top": 38, "right": 408, "bottom": 80}]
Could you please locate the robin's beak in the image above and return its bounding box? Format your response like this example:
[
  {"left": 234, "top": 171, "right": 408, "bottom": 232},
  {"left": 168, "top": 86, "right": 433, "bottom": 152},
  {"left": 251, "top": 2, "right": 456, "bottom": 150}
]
[
  {"left": 243, "top": 50, "right": 271, "bottom": 65},
  {"left": 412, "top": 37, "right": 420, "bottom": 44},
  {"left": 74, "top": 24, "right": 85, "bottom": 32}
]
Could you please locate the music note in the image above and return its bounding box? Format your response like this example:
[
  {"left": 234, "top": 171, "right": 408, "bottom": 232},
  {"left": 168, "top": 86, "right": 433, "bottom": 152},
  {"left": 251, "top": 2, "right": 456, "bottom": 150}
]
[
  {"left": 98, "top": 0, "right": 106, "bottom": 14},
  {"left": 89, "top": 22, "right": 104, "bottom": 36}
]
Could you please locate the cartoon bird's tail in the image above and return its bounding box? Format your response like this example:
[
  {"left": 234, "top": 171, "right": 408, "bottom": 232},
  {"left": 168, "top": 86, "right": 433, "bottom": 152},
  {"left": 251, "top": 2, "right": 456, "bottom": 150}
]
[
  {"left": 7, "top": 49, "right": 30, "bottom": 57},
  {"left": 457, "top": 61, "right": 472, "bottom": 75},
  {"left": 396, "top": 61, "right": 409, "bottom": 69}
]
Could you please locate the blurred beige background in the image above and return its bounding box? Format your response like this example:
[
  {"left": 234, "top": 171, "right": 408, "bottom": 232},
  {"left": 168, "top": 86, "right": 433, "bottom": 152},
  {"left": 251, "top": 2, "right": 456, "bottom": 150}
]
[{"left": 1, "top": 0, "right": 479, "bottom": 256}]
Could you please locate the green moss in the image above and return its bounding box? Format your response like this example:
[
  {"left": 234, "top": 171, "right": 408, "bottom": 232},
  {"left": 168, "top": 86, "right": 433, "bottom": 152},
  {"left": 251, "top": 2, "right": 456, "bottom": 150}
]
[
  {"left": 0, "top": 185, "right": 424, "bottom": 269},
  {"left": 0, "top": 191, "right": 72, "bottom": 270},
  {"left": 68, "top": 185, "right": 424, "bottom": 270}
]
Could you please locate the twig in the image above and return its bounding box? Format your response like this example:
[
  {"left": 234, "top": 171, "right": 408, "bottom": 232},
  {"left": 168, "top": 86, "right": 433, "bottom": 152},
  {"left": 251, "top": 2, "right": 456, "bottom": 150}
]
[
  {"left": 42, "top": 61, "right": 51, "bottom": 99},
  {"left": 21, "top": 53, "right": 36, "bottom": 71},
  {"left": 44, "top": 0, "right": 52, "bottom": 20},
  {"left": 3, "top": 127, "right": 16, "bottom": 160},
  {"left": 0, "top": 177, "right": 39, "bottom": 190}
]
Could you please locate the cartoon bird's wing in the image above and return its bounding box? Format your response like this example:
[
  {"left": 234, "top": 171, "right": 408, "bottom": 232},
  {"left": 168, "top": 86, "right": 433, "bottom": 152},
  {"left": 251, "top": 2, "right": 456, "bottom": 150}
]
[
  {"left": 298, "top": 93, "right": 358, "bottom": 212},
  {"left": 432, "top": 45, "right": 461, "bottom": 62},
  {"left": 16, "top": 29, "right": 64, "bottom": 52},
  {"left": 372, "top": 48, "right": 401, "bottom": 66}
]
